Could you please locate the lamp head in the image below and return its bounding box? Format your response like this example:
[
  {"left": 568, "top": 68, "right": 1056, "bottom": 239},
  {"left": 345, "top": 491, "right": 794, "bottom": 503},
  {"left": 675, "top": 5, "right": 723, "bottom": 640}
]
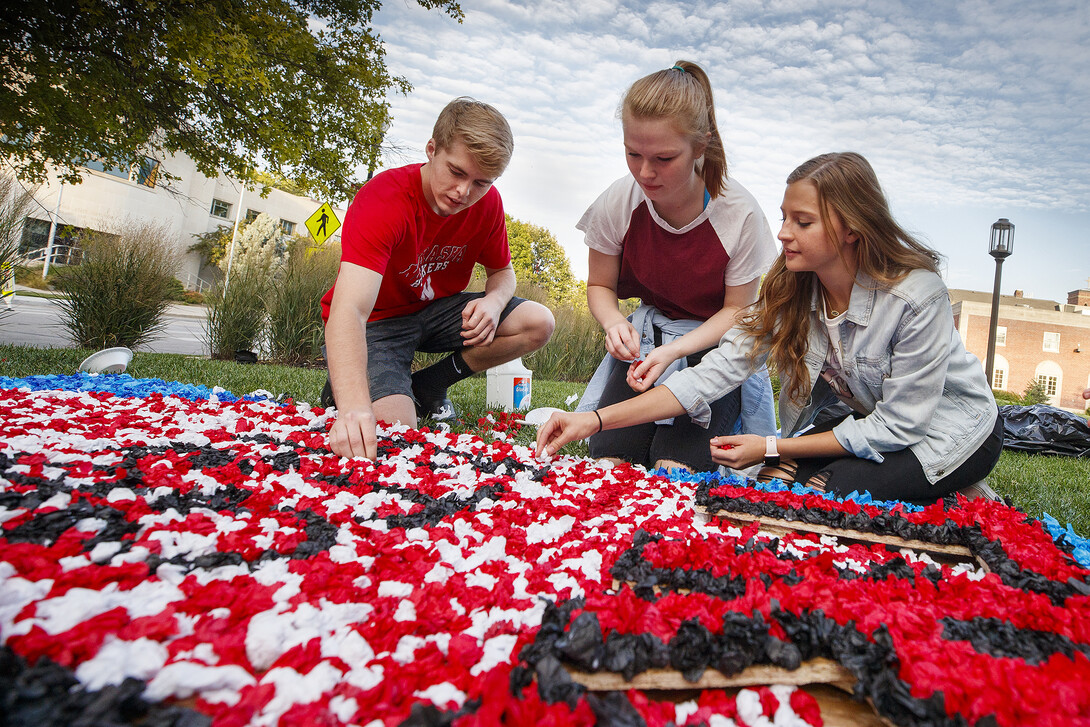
[{"left": 989, "top": 218, "right": 1014, "bottom": 259}]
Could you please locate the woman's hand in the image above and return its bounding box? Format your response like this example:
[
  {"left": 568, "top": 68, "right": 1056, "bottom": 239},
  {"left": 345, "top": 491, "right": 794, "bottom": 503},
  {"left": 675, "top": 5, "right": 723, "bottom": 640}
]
[
  {"left": 626, "top": 345, "right": 680, "bottom": 392},
  {"left": 536, "top": 411, "right": 601, "bottom": 458},
  {"left": 708, "top": 434, "right": 765, "bottom": 469},
  {"left": 603, "top": 320, "right": 640, "bottom": 362}
]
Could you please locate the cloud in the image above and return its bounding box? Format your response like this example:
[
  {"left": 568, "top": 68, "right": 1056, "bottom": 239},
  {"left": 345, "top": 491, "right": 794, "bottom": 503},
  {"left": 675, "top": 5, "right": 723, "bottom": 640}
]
[{"left": 368, "top": 0, "right": 1090, "bottom": 293}]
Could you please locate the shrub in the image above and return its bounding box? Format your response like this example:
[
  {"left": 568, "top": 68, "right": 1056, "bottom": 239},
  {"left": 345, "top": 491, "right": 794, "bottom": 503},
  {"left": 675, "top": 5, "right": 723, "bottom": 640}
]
[
  {"left": 189, "top": 225, "right": 232, "bottom": 268},
  {"left": 164, "top": 276, "right": 188, "bottom": 301},
  {"left": 204, "top": 214, "right": 294, "bottom": 361},
  {"left": 1021, "top": 378, "right": 1050, "bottom": 406},
  {"left": 52, "top": 223, "right": 181, "bottom": 349},
  {"left": 222, "top": 213, "right": 282, "bottom": 276},
  {"left": 993, "top": 388, "right": 1023, "bottom": 407},
  {"left": 14, "top": 264, "right": 64, "bottom": 290},
  {"left": 266, "top": 240, "right": 340, "bottom": 365},
  {"left": 205, "top": 266, "right": 269, "bottom": 360},
  {"left": 0, "top": 177, "right": 33, "bottom": 264}
]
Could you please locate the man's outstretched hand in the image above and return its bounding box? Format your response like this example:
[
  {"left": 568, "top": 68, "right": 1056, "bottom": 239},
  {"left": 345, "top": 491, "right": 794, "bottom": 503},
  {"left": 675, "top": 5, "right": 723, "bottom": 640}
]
[{"left": 329, "top": 408, "right": 378, "bottom": 460}]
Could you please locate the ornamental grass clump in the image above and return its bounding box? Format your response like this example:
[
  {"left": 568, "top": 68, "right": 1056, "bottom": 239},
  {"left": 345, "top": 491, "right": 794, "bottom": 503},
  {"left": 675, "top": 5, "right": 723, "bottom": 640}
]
[
  {"left": 53, "top": 222, "right": 180, "bottom": 349},
  {"left": 205, "top": 266, "right": 269, "bottom": 360},
  {"left": 266, "top": 238, "right": 340, "bottom": 365},
  {"left": 205, "top": 213, "right": 283, "bottom": 360},
  {"left": 523, "top": 299, "right": 605, "bottom": 382}
]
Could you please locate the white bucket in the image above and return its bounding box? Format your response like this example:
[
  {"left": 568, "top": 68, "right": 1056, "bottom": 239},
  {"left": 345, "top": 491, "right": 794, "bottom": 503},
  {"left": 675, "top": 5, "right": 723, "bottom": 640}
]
[{"left": 486, "top": 357, "right": 532, "bottom": 411}]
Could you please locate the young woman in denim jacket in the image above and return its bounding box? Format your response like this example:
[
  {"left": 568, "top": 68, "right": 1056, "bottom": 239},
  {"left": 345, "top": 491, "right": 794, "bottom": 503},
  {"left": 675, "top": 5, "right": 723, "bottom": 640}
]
[{"left": 539, "top": 152, "right": 1003, "bottom": 503}]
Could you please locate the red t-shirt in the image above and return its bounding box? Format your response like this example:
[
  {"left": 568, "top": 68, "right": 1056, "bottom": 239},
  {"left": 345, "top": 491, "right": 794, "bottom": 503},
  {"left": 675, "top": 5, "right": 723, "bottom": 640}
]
[{"left": 321, "top": 164, "right": 510, "bottom": 322}]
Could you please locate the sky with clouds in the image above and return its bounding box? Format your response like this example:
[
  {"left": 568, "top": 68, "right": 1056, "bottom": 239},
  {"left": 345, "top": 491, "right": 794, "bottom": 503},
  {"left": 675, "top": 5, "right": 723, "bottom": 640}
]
[{"left": 367, "top": 0, "right": 1090, "bottom": 301}]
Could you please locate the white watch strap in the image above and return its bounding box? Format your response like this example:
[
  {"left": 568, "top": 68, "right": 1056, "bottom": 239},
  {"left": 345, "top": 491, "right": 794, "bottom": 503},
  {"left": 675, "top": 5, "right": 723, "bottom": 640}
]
[{"left": 765, "top": 436, "right": 778, "bottom": 458}]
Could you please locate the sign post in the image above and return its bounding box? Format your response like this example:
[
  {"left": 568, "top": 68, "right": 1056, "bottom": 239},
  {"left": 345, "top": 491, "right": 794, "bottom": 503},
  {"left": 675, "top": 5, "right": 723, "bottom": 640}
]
[{"left": 1, "top": 262, "right": 14, "bottom": 308}]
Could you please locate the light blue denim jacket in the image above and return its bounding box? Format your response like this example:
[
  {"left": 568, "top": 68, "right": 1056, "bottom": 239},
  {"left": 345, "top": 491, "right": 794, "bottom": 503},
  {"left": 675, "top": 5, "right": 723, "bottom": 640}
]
[
  {"left": 578, "top": 305, "right": 777, "bottom": 435},
  {"left": 663, "top": 270, "right": 998, "bottom": 484}
]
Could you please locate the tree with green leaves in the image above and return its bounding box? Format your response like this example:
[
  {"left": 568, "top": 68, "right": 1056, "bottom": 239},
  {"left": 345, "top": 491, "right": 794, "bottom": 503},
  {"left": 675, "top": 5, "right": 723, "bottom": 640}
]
[
  {"left": 0, "top": 0, "right": 462, "bottom": 202},
  {"left": 189, "top": 226, "right": 233, "bottom": 271},
  {"left": 505, "top": 214, "right": 579, "bottom": 305}
]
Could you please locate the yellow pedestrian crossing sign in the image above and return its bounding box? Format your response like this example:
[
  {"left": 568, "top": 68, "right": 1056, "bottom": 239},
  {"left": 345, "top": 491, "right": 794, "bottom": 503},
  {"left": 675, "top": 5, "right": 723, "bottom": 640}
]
[{"left": 306, "top": 203, "right": 341, "bottom": 245}]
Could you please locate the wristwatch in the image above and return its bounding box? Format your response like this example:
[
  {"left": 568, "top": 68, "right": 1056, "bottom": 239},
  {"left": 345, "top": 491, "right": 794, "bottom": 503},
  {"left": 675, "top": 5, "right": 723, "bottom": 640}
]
[{"left": 764, "top": 436, "right": 780, "bottom": 467}]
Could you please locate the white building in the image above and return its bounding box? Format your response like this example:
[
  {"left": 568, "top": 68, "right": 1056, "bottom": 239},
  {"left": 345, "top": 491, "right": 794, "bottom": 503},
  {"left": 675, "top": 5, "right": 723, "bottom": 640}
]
[{"left": 18, "top": 150, "right": 348, "bottom": 290}]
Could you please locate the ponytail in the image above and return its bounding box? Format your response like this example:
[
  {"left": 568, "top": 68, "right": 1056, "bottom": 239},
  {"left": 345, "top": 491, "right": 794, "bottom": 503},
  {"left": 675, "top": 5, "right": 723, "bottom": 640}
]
[{"left": 621, "top": 60, "right": 727, "bottom": 197}]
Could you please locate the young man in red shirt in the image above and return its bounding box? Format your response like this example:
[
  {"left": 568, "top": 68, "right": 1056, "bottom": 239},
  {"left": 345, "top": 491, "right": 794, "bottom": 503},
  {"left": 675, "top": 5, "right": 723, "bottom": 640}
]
[{"left": 321, "top": 98, "right": 555, "bottom": 460}]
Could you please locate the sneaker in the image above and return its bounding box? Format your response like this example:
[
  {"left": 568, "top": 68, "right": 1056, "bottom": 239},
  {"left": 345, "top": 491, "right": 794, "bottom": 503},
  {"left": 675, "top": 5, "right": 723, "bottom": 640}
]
[
  {"left": 416, "top": 396, "right": 458, "bottom": 423},
  {"left": 320, "top": 378, "right": 336, "bottom": 409}
]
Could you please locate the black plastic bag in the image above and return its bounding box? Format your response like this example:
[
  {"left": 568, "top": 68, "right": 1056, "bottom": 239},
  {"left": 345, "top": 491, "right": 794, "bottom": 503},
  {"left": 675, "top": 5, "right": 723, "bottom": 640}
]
[{"left": 999, "top": 404, "right": 1090, "bottom": 457}]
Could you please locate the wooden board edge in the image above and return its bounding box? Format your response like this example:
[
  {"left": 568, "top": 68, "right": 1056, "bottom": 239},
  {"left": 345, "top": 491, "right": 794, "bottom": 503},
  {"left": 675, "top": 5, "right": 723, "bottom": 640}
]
[
  {"left": 566, "top": 657, "right": 854, "bottom": 692},
  {"left": 699, "top": 507, "right": 976, "bottom": 560}
]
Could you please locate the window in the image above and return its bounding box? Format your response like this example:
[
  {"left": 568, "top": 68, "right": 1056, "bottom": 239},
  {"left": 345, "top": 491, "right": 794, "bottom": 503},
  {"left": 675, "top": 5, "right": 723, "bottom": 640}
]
[
  {"left": 1043, "top": 332, "right": 1060, "bottom": 352},
  {"left": 134, "top": 158, "right": 160, "bottom": 187},
  {"left": 18, "top": 218, "right": 104, "bottom": 263},
  {"left": 991, "top": 354, "right": 1009, "bottom": 391},
  {"left": 995, "top": 326, "right": 1006, "bottom": 346},
  {"left": 84, "top": 156, "right": 160, "bottom": 187},
  {"left": 83, "top": 159, "right": 129, "bottom": 181},
  {"left": 1034, "top": 360, "right": 1062, "bottom": 403},
  {"left": 280, "top": 219, "right": 295, "bottom": 236},
  {"left": 210, "top": 199, "right": 231, "bottom": 218},
  {"left": 245, "top": 209, "right": 260, "bottom": 223},
  {"left": 19, "top": 218, "right": 51, "bottom": 254},
  {"left": 1037, "top": 375, "right": 1058, "bottom": 397}
]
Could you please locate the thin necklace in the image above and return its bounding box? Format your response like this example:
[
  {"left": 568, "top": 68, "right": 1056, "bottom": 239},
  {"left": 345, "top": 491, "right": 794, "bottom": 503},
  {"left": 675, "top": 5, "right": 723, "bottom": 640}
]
[{"left": 823, "top": 292, "right": 843, "bottom": 318}]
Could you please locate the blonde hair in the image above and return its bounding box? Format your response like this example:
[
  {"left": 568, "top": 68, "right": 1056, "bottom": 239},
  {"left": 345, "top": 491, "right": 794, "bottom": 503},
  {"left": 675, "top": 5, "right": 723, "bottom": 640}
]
[
  {"left": 740, "top": 152, "right": 942, "bottom": 404},
  {"left": 431, "top": 97, "right": 514, "bottom": 178},
  {"left": 621, "top": 60, "right": 727, "bottom": 197}
]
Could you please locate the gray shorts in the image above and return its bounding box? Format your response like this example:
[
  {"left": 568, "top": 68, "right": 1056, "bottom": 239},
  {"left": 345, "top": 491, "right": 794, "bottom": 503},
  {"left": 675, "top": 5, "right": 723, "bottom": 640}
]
[{"left": 348, "top": 292, "right": 527, "bottom": 402}]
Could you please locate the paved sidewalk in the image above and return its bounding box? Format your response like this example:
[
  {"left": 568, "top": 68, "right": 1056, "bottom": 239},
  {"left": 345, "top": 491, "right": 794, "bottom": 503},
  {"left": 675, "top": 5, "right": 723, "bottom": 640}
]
[
  {"left": 2, "top": 286, "right": 209, "bottom": 355},
  {"left": 8, "top": 284, "right": 209, "bottom": 319}
]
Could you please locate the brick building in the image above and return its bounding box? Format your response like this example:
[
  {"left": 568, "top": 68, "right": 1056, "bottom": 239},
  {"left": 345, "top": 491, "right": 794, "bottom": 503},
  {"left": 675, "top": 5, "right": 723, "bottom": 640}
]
[{"left": 950, "top": 283, "right": 1090, "bottom": 410}]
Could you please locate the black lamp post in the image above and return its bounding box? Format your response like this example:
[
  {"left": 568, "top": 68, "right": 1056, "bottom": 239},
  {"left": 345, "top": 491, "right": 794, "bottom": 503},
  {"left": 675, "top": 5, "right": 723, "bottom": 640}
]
[{"left": 984, "top": 218, "right": 1015, "bottom": 387}]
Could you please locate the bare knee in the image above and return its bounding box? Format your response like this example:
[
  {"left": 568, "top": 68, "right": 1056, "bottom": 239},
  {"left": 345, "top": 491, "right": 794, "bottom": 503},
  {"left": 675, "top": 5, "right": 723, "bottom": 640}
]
[
  {"left": 500, "top": 301, "right": 554, "bottom": 352},
  {"left": 522, "top": 301, "right": 555, "bottom": 350},
  {"left": 654, "top": 458, "right": 690, "bottom": 473},
  {"left": 803, "top": 472, "right": 829, "bottom": 492},
  {"left": 756, "top": 459, "right": 798, "bottom": 484},
  {"left": 372, "top": 394, "right": 417, "bottom": 428}
]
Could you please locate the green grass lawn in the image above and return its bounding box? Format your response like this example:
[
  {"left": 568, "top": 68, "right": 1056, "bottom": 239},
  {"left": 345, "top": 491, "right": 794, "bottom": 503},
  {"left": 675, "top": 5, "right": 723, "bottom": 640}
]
[{"left": 1, "top": 343, "right": 1087, "bottom": 536}]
